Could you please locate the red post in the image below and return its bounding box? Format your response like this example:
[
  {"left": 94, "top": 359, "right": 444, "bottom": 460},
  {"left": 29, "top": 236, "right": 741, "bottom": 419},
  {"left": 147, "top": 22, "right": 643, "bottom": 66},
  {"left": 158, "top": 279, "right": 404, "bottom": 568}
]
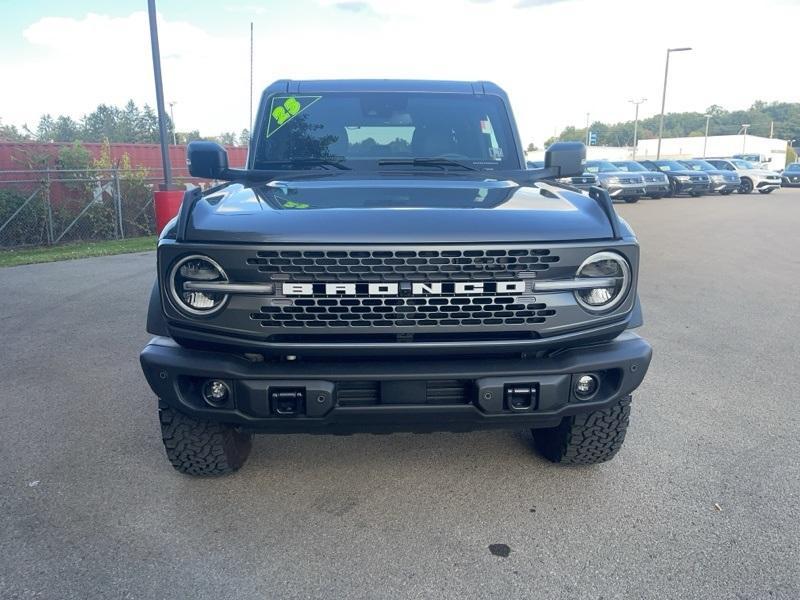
[{"left": 154, "top": 190, "right": 185, "bottom": 235}]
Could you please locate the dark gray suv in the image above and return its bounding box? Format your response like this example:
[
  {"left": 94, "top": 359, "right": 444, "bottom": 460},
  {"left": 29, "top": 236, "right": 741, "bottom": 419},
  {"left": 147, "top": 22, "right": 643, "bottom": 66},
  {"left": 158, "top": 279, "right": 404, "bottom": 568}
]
[{"left": 612, "top": 161, "right": 670, "bottom": 199}]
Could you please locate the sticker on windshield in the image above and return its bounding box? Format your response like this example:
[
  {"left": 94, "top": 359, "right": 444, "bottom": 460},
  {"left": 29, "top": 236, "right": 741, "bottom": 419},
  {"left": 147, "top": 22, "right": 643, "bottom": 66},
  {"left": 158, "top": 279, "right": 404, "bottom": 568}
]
[{"left": 266, "top": 95, "right": 322, "bottom": 138}]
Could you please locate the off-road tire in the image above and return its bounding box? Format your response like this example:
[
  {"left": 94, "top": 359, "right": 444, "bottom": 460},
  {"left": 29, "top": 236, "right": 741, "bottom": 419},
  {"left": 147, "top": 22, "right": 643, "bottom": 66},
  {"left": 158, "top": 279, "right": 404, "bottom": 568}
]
[
  {"left": 533, "top": 395, "right": 632, "bottom": 464},
  {"left": 158, "top": 400, "right": 252, "bottom": 476}
]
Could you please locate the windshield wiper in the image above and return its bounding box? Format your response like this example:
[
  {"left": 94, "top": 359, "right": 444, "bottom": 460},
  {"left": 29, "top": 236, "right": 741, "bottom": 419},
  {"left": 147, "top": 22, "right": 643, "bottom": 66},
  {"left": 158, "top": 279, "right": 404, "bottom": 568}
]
[
  {"left": 259, "top": 157, "right": 351, "bottom": 170},
  {"left": 378, "top": 157, "right": 477, "bottom": 171}
]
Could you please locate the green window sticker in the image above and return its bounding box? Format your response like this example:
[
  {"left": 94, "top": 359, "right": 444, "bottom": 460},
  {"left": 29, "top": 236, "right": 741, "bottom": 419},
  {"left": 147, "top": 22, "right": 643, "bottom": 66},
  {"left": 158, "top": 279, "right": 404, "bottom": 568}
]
[{"left": 266, "top": 95, "right": 322, "bottom": 137}]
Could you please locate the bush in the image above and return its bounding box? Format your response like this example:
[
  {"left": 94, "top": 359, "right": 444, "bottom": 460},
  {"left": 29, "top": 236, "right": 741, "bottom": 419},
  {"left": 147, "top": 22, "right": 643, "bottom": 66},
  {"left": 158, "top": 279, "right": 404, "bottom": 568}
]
[{"left": 0, "top": 188, "right": 49, "bottom": 247}]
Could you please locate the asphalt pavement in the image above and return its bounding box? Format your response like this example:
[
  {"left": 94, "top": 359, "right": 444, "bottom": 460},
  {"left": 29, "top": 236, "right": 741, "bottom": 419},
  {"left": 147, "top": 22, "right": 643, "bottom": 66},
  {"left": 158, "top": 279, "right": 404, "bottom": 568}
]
[{"left": 1, "top": 190, "right": 799, "bottom": 599}]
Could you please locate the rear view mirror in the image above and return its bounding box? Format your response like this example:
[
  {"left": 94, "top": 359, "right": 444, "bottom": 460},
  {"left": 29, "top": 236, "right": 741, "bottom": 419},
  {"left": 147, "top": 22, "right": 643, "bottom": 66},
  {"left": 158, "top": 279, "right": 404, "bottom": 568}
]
[
  {"left": 545, "top": 142, "right": 586, "bottom": 178},
  {"left": 187, "top": 141, "right": 229, "bottom": 179}
]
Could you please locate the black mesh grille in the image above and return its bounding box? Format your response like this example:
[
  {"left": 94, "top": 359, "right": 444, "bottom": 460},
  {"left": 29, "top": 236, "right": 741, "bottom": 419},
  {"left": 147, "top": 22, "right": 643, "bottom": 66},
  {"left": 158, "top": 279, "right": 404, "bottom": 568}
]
[
  {"left": 335, "top": 380, "right": 469, "bottom": 406},
  {"left": 246, "top": 248, "right": 560, "bottom": 282},
  {"left": 251, "top": 296, "right": 556, "bottom": 329}
]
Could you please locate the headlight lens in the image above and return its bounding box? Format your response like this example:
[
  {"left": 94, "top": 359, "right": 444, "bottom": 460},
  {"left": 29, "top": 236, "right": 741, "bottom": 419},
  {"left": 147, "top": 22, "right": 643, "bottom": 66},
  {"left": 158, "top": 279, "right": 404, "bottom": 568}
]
[
  {"left": 169, "top": 255, "right": 228, "bottom": 316},
  {"left": 574, "top": 252, "right": 631, "bottom": 313}
]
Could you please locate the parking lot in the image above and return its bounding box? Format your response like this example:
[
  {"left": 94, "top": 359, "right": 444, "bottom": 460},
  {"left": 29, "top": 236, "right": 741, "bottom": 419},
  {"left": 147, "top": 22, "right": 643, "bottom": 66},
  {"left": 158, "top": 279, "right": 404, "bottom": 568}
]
[{"left": 2, "top": 189, "right": 799, "bottom": 599}]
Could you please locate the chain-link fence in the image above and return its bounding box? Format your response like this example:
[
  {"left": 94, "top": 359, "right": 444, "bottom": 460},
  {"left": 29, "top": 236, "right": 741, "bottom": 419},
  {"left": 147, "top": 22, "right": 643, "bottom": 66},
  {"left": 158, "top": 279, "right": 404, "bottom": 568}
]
[{"left": 0, "top": 168, "right": 192, "bottom": 248}]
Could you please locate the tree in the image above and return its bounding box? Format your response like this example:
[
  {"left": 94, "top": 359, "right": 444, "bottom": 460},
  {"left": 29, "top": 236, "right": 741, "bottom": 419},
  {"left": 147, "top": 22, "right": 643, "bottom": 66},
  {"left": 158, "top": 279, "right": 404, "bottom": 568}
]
[
  {"left": 218, "top": 131, "right": 237, "bottom": 146},
  {"left": 526, "top": 142, "right": 538, "bottom": 152},
  {"left": 0, "top": 118, "right": 30, "bottom": 141},
  {"left": 238, "top": 128, "right": 250, "bottom": 146}
]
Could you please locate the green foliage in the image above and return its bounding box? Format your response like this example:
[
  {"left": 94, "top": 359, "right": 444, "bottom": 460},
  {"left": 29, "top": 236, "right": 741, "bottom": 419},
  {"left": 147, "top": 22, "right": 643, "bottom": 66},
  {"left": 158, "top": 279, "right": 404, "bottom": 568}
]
[
  {"left": 547, "top": 101, "right": 800, "bottom": 148},
  {"left": 0, "top": 118, "right": 30, "bottom": 141},
  {"left": 786, "top": 146, "right": 797, "bottom": 166},
  {"left": 0, "top": 188, "right": 48, "bottom": 247}
]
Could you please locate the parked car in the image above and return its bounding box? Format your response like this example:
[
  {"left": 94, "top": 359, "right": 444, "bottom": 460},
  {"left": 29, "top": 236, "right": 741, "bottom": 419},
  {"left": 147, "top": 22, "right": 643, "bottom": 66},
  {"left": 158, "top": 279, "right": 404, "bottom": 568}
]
[
  {"left": 528, "top": 160, "right": 598, "bottom": 191},
  {"left": 612, "top": 160, "right": 670, "bottom": 199},
  {"left": 584, "top": 160, "right": 645, "bottom": 202},
  {"left": 638, "top": 160, "right": 710, "bottom": 197},
  {"left": 705, "top": 158, "right": 782, "bottom": 194},
  {"left": 780, "top": 163, "right": 800, "bottom": 187},
  {"left": 679, "top": 159, "right": 740, "bottom": 195}
]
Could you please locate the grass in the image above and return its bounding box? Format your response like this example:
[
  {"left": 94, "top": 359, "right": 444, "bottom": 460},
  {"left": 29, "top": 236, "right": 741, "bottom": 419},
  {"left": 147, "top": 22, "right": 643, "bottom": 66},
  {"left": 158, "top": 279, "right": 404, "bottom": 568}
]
[{"left": 0, "top": 236, "right": 156, "bottom": 268}]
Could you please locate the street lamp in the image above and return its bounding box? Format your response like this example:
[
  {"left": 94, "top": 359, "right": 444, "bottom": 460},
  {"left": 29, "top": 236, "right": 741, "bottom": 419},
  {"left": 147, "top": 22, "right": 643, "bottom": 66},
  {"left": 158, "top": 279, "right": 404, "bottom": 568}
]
[
  {"left": 740, "top": 124, "right": 750, "bottom": 153},
  {"left": 629, "top": 98, "right": 646, "bottom": 159},
  {"left": 168, "top": 101, "right": 177, "bottom": 145},
  {"left": 656, "top": 47, "right": 692, "bottom": 159},
  {"left": 702, "top": 114, "right": 711, "bottom": 158}
]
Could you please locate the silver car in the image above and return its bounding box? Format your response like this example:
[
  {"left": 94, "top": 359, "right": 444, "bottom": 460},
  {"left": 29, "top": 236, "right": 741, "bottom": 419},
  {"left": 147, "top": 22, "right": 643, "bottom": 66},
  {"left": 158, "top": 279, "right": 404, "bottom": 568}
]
[
  {"left": 584, "top": 160, "right": 646, "bottom": 203},
  {"left": 612, "top": 161, "right": 670, "bottom": 199},
  {"left": 706, "top": 158, "right": 782, "bottom": 194}
]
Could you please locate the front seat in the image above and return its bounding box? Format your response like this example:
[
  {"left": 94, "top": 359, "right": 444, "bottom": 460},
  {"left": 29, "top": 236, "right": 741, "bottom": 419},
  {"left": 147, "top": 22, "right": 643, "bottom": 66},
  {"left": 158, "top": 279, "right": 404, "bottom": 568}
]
[{"left": 411, "top": 123, "right": 459, "bottom": 156}]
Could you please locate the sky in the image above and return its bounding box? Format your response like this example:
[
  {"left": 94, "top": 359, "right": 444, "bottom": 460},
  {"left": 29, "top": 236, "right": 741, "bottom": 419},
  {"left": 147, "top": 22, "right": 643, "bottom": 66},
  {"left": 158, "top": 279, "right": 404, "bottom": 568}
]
[{"left": 1, "top": 0, "right": 798, "bottom": 145}]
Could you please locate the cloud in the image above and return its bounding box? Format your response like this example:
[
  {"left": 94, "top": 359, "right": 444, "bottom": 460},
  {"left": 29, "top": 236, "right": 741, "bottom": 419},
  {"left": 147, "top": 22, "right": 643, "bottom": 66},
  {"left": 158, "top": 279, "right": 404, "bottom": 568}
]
[
  {"left": 334, "top": 1, "right": 371, "bottom": 11},
  {"left": 514, "top": 0, "right": 573, "bottom": 6}
]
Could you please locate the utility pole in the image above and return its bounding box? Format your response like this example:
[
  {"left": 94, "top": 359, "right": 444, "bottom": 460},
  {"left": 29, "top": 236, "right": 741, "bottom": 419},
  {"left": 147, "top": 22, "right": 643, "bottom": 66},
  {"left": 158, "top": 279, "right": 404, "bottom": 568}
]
[
  {"left": 168, "top": 101, "right": 177, "bottom": 145},
  {"left": 656, "top": 47, "right": 692, "bottom": 159},
  {"left": 702, "top": 114, "right": 711, "bottom": 158},
  {"left": 770, "top": 120, "right": 774, "bottom": 138},
  {"left": 147, "top": 0, "right": 172, "bottom": 188},
  {"left": 629, "top": 98, "right": 646, "bottom": 159}
]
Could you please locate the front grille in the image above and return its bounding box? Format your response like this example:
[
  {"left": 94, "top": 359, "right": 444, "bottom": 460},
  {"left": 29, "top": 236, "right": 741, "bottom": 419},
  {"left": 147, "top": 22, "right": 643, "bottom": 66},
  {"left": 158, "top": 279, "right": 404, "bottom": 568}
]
[
  {"left": 644, "top": 175, "right": 663, "bottom": 183},
  {"left": 251, "top": 296, "right": 556, "bottom": 329},
  {"left": 690, "top": 175, "right": 708, "bottom": 182},
  {"left": 247, "top": 248, "right": 561, "bottom": 282}
]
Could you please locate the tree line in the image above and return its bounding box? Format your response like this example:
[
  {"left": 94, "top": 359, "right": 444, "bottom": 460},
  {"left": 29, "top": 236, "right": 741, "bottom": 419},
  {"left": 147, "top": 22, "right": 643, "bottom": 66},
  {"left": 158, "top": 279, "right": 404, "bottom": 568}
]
[
  {"left": 544, "top": 101, "right": 800, "bottom": 147},
  {"left": 0, "top": 100, "right": 249, "bottom": 147}
]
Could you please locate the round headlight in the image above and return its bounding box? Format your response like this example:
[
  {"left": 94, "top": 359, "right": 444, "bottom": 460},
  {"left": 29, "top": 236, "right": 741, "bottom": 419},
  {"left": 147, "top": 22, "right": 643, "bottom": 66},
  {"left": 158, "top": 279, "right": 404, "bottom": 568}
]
[
  {"left": 574, "top": 251, "right": 631, "bottom": 313},
  {"left": 168, "top": 255, "right": 228, "bottom": 316}
]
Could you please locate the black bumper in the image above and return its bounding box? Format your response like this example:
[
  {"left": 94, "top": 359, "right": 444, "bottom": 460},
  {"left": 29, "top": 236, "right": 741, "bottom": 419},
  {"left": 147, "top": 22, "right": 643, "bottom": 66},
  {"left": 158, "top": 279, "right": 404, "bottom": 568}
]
[{"left": 140, "top": 332, "right": 652, "bottom": 434}]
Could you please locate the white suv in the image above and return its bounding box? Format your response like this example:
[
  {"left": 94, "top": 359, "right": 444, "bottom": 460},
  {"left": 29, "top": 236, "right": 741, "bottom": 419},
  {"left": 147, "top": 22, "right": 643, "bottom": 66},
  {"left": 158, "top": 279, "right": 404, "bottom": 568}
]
[{"left": 706, "top": 158, "right": 782, "bottom": 194}]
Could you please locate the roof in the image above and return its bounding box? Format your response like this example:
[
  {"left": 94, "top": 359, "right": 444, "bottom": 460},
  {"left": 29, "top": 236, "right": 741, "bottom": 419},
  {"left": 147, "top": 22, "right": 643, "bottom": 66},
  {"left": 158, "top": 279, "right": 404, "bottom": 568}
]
[{"left": 264, "top": 79, "right": 506, "bottom": 96}]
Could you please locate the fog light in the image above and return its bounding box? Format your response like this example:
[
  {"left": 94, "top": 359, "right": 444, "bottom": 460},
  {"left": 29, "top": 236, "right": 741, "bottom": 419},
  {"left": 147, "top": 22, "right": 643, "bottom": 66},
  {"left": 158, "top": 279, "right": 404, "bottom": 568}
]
[
  {"left": 202, "top": 379, "right": 230, "bottom": 406},
  {"left": 575, "top": 374, "right": 598, "bottom": 399}
]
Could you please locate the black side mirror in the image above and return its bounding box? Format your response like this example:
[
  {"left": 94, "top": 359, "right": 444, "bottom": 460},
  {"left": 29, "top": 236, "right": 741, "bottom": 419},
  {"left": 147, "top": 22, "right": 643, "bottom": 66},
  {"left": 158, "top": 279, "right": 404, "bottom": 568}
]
[
  {"left": 545, "top": 142, "right": 586, "bottom": 178},
  {"left": 187, "top": 141, "right": 229, "bottom": 179}
]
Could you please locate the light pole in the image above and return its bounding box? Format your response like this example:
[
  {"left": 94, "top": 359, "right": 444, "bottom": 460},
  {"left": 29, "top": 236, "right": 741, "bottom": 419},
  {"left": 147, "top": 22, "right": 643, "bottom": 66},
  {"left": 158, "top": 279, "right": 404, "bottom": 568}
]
[
  {"left": 740, "top": 124, "right": 750, "bottom": 153},
  {"left": 147, "top": 0, "right": 172, "bottom": 188},
  {"left": 168, "top": 101, "right": 177, "bottom": 145},
  {"left": 629, "top": 98, "right": 646, "bottom": 159},
  {"left": 702, "top": 114, "right": 711, "bottom": 158},
  {"left": 585, "top": 112, "right": 590, "bottom": 145},
  {"left": 656, "top": 47, "right": 692, "bottom": 159}
]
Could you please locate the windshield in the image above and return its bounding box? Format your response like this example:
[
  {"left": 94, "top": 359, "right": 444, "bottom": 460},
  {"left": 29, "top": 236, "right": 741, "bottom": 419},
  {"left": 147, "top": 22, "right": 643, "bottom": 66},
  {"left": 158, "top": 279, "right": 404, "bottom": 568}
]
[
  {"left": 653, "top": 160, "right": 687, "bottom": 172},
  {"left": 734, "top": 154, "right": 760, "bottom": 162},
  {"left": 253, "top": 92, "right": 518, "bottom": 171},
  {"left": 612, "top": 161, "right": 646, "bottom": 172},
  {"left": 730, "top": 159, "right": 755, "bottom": 169},
  {"left": 584, "top": 160, "right": 620, "bottom": 174},
  {"left": 680, "top": 159, "right": 717, "bottom": 171},
  {"left": 786, "top": 163, "right": 800, "bottom": 172}
]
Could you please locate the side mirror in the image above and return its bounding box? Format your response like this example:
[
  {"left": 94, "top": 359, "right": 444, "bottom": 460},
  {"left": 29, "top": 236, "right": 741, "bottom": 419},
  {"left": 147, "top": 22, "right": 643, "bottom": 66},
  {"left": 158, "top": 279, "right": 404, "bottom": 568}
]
[
  {"left": 187, "top": 141, "right": 229, "bottom": 179},
  {"left": 545, "top": 142, "right": 586, "bottom": 177}
]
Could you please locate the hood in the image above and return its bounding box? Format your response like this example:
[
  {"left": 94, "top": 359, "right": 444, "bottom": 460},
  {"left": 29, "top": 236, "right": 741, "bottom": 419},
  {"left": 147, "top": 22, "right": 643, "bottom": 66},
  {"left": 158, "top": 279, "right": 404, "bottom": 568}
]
[
  {"left": 704, "top": 169, "right": 739, "bottom": 178},
  {"left": 184, "top": 177, "right": 616, "bottom": 244}
]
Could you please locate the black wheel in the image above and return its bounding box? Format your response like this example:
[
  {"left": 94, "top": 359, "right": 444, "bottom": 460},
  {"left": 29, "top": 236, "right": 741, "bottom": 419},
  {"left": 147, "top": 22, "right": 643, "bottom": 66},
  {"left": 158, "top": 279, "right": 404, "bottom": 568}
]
[
  {"left": 758, "top": 188, "right": 774, "bottom": 194},
  {"left": 533, "top": 395, "right": 632, "bottom": 464},
  {"left": 158, "top": 400, "right": 252, "bottom": 476},
  {"left": 624, "top": 197, "right": 640, "bottom": 203},
  {"left": 739, "top": 178, "right": 753, "bottom": 194},
  {"left": 667, "top": 179, "right": 677, "bottom": 197},
  {"left": 720, "top": 190, "right": 733, "bottom": 196}
]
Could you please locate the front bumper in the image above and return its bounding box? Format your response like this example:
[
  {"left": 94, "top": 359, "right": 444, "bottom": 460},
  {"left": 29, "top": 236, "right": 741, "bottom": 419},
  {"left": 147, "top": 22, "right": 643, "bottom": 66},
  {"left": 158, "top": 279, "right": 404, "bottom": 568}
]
[
  {"left": 709, "top": 180, "right": 740, "bottom": 193},
  {"left": 605, "top": 184, "right": 646, "bottom": 199},
  {"left": 782, "top": 175, "right": 800, "bottom": 187},
  {"left": 755, "top": 179, "right": 782, "bottom": 191},
  {"left": 140, "top": 332, "right": 652, "bottom": 434},
  {"left": 645, "top": 182, "right": 670, "bottom": 196},
  {"left": 674, "top": 180, "right": 710, "bottom": 195}
]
